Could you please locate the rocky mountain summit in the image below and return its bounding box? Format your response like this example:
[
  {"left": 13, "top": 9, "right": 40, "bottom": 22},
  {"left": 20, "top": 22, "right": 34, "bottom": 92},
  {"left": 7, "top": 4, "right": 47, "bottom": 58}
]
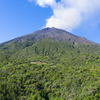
[{"left": 0, "top": 27, "right": 99, "bottom": 46}]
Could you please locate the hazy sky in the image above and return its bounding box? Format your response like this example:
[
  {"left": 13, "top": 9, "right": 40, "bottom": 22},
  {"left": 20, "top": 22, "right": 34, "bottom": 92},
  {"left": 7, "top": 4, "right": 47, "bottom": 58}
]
[{"left": 0, "top": 0, "right": 100, "bottom": 43}]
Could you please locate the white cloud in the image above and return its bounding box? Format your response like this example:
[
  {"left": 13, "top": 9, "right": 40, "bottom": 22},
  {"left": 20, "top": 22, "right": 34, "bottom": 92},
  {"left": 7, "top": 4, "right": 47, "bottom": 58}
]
[
  {"left": 29, "top": 0, "right": 100, "bottom": 31},
  {"left": 28, "top": 0, "right": 56, "bottom": 7},
  {"left": 46, "top": 8, "right": 82, "bottom": 31}
]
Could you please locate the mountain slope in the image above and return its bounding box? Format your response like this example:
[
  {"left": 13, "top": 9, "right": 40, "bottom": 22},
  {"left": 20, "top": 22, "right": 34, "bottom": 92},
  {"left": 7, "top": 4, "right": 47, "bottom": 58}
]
[
  {"left": 0, "top": 27, "right": 99, "bottom": 47},
  {"left": 0, "top": 27, "right": 100, "bottom": 65},
  {"left": 1, "top": 28, "right": 100, "bottom": 100},
  {"left": 14, "top": 27, "right": 99, "bottom": 45},
  {"left": 1, "top": 38, "right": 100, "bottom": 100}
]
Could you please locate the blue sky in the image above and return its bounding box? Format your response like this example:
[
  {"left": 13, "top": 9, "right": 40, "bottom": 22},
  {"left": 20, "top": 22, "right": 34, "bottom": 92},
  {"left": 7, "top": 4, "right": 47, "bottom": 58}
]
[{"left": 0, "top": 0, "right": 100, "bottom": 43}]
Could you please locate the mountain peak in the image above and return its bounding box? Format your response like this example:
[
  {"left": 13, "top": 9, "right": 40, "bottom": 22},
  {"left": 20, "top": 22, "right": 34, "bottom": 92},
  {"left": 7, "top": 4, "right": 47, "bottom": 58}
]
[{"left": 1, "top": 27, "right": 99, "bottom": 45}]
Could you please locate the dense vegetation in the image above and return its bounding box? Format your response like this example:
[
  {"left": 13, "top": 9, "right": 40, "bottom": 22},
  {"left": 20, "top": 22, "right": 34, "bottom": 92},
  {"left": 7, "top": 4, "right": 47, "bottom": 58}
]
[{"left": 0, "top": 38, "right": 100, "bottom": 100}]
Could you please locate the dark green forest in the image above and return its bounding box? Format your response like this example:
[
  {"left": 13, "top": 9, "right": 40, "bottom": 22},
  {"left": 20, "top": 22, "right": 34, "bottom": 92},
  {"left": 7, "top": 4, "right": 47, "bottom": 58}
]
[{"left": 1, "top": 38, "right": 100, "bottom": 100}]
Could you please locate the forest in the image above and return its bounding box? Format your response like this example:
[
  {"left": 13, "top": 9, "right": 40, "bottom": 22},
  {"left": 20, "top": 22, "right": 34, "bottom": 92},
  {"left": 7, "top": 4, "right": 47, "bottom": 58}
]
[{"left": 0, "top": 38, "right": 100, "bottom": 100}]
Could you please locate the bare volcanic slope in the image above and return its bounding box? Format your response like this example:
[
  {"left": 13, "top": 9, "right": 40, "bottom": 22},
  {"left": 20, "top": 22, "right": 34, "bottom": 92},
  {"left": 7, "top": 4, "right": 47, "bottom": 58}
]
[
  {"left": 13, "top": 27, "right": 99, "bottom": 45},
  {"left": 0, "top": 27, "right": 99, "bottom": 46}
]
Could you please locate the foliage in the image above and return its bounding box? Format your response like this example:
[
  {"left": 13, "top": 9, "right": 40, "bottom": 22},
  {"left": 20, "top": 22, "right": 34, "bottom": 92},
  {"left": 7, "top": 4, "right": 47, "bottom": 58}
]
[{"left": 0, "top": 38, "right": 100, "bottom": 99}]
